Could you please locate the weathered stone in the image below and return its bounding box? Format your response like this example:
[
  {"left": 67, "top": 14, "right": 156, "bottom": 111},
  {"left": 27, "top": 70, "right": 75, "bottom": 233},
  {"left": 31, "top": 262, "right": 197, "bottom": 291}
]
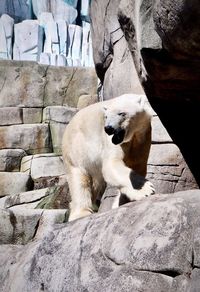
[
  {"left": 0, "top": 208, "right": 67, "bottom": 247},
  {"left": 0, "top": 107, "right": 42, "bottom": 125},
  {"left": 0, "top": 14, "right": 14, "bottom": 60},
  {"left": 90, "top": 0, "right": 144, "bottom": 99},
  {"left": 77, "top": 94, "right": 98, "bottom": 109},
  {"left": 30, "top": 154, "right": 65, "bottom": 181},
  {"left": 0, "top": 188, "right": 50, "bottom": 209},
  {"left": 0, "top": 18, "right": 7, "bottom": 60},
  {"left": 44, "top": 66, "right": 98, "bottom": 107},
  {"left": 117, "top": 0, "right": 200, "bottom": 186},
  {"left": 82, "top": 21, "right": 92, "bottom": 66},
  {"left": 0, "top": 185, "right": 70, "bottom": 211},
  {"left": 35, "top": 184, "right": 70, "bottom": 210},
  {"left": 0, "top": 172, "right": 33, "bottom": 197},
  {"left": 0, "top": 149, "right": 26, "bottom": 172},
  {"left": 0, "top": 107, "right": 22, "bottom": 125},
  {"left": 147, "top": 144, "right": 198, "bottom": 193},
  {"left": 43, "top": 106, "right": 77, "bottom": 153},
  {"left": 0, "top": 60, "right": 46, "bottom": 107},
  {"left": 22, "top": 108, "right": 42, "bottom": 124},
  {"left": 43, "top": 20, "right": 59, "bottom": 55},
  {"left": 13, "top": 20, "right": 42, "bottom": 61},
  {"left": 0, "top": 124, "right": 52, "bottom": 154},
  {"left": 0, "top": 209, "right": 42, "bottom": 245},
  {"left": 66, "top": 24, "right": 83, "bottom": 66},
  {"left": 21, "top": 153, "right": 67, "bottom": 188},
  {"left": 57, "top": 54, "right": 67, "bottom": 67},
  {"left": 20, "top": 155, "right": 33, "bottom": 174},
  {"left": 57, "top": 20, "right": 68, "bottom": 55},
  {"left": 151, "top": 116, "right": 172, "bottom": 143},
  {"left": 39, "top": 52, "right": 50, "bottom": 65},
  {"left": 0, "top": 191, "right": 200, "bottom": 291}
]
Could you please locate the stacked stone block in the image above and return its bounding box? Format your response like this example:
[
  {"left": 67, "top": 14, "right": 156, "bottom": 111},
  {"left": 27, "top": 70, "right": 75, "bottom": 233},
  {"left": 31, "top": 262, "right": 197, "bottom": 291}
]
[{"left": 0, "top": 60, "right": 98, "bottom": 204}]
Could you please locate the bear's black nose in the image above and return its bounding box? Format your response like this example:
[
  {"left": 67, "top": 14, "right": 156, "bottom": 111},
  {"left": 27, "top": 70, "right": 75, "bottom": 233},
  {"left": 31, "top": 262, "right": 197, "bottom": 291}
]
[{"left": 104, "top": 125, "right": 115, "bottom": 135}]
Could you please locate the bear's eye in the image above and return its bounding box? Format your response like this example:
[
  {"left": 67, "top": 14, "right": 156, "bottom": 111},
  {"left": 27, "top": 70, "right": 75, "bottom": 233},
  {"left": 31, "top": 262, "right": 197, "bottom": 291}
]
[{"left": 118, "top": 112, "right": 126, "bottom": 117}]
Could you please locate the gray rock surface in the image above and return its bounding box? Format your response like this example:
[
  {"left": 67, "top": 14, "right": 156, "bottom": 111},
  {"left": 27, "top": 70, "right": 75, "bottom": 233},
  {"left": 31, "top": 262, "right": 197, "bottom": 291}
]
[
  {"left": 0, "top": 60, "right": 98, "bottom": 107},
  {"left": 43, "top": 106, "right": 77, "bottom": 153},
  {"left": 0, "top": 172, "right": 33, "bottom": 197},
  {"left": 0, "top": 124, "right": 52, "bottom": 154},
  {"left": 117, "top": 0, "right": 200, "bottom": 186},
  {"left": 90, "top": 0, "right": 144, "bottom": 99},
  {"left": 0, "top": 190, "right": 200, "bottom": 291},
  {"left": 0, "top": 149, "right": 26, "bottom": 172}
]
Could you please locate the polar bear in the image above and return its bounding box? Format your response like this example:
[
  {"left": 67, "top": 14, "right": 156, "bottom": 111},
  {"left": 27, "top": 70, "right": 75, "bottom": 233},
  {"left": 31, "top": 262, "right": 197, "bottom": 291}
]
[{"left": 62, "top": 94, "right": 155, "bottom": 221}]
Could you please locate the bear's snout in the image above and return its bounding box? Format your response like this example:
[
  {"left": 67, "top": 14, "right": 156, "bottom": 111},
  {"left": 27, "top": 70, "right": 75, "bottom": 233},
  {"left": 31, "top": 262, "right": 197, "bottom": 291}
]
[{"left": 104, "top": 125, "right": 115, "bottom": 135}]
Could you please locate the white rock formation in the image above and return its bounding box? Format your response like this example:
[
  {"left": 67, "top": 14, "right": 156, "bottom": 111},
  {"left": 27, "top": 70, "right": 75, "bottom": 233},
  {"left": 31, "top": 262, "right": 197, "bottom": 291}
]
[
  {"left": 13, "top": 19, "right": 43, "bottom": 61},
  {"left": 0, "top": 14, "right": 14, "bottom": 60}
]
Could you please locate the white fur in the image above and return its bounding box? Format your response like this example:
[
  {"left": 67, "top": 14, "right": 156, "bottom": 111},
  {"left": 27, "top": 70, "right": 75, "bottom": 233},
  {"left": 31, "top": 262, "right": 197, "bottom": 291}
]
[{"left": 62, "top": 94, "right": 155, "bottom": 221}]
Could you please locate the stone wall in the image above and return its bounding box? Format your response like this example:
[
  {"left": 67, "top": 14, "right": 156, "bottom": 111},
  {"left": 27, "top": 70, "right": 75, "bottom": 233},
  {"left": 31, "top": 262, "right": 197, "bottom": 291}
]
[
  {"left": 0, "top": 0, "right": 93, "bottom": 67},
  {"left": 0, "top": 60, "right": 98, "bottom": 201}
]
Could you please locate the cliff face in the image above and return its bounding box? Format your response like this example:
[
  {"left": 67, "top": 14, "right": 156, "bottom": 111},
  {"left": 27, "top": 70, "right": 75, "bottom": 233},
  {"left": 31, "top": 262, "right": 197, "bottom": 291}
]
[{"left": 90, "top": 0, "right": 200, "bottom": 187}]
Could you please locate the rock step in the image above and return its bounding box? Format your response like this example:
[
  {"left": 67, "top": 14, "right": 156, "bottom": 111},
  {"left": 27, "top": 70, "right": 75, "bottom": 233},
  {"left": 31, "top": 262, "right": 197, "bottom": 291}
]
[
  {"left": 21, "top": 153, "right": 67, "bottom": 189},
  {"left": 0, "top": 172, "right": 33, "bottom": 197},
  {"left": 0, "top": 124, "right": 52, "bottom": 155}
]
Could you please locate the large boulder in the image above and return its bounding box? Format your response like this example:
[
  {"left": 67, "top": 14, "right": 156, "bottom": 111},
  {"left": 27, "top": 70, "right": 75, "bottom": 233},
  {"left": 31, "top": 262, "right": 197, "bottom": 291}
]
[
  {"left": 90, "top": 0, "right": 200, "bottom": 188},
  {"left": 90, "top": 0, "right": 144, "bottom": 99},
  {"left": 0, "top": 190, "right": 200, "bottom": 291}
]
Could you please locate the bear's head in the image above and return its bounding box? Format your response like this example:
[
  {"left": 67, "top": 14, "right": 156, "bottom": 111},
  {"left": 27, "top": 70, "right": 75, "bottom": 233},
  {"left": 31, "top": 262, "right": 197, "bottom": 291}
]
[{"left": 103, "top": 94, "right": 151, "bottom": 145}]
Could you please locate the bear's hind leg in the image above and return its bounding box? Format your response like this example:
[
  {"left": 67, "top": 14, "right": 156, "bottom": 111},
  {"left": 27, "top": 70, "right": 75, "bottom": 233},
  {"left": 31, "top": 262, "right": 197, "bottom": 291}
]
[{"left": 68, "top": 167, "right": 93, "bottom": 221}]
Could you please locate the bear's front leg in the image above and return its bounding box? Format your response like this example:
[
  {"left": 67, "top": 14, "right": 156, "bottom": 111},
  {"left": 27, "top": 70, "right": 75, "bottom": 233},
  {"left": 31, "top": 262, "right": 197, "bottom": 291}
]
[
  {"left": 67, "top": 166, "right": 94, "bottom": 221},
  {"left": 102, "top": 158, "right": 155, "bottom": 202}
]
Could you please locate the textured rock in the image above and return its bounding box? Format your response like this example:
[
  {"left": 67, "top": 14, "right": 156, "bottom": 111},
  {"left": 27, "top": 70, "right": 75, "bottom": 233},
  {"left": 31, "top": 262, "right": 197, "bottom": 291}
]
[
  {"left": 0, "top": 172, "right": 33, "bottom": 197},
  {"left": 43, "top": 106, "right": 77, "bottom": 153},
  {"left": 0, "top": 60, "right": 46, "bottom": 107},
  {"left": 117, "top": 0, "right": 200, "bottom": 186},
  {"left": 147, "top": 144, "right": 198, "bottom": 193},
  {"left": 22, "top": 108, "right": 42, "bottom": 124},
  {"left": 44, "top": 66, "right": 98, "bottom": 107},
  {"left": 67, "top": 24, "right": 83, "bottom": 66},
  {"left": 0, "top": 107, "right": 23, "bottom": 125},
  {"left": 0, "top": 124, "right": 52, "bottom": 154},
  {"left": 0, "top": 149, "right": 26, "bottom": 172},
  {"left": 0, "top": 14, "right": 14, "bottom": 60},
  {"left": 77, "top": 94, "right": 98, "bottom": 109},
  {"left": 90, "top": 0, "right": 144, "bottom": 99},
  {"left": 0, "top": 60, "right": 98, "bottom": 107},
  {"left": 13, "top": 20, "right": 43, "bottom": 61},
  {"left": 30, "top": 153, "right": 65, "bottom": 180},
  {"left": 0, "top": 208, "right": 67, "bottom": 246},
  {"left": 82, "top": 21, "right": 94, "bottom": 67},
  {"left": 0, "top": 185, "right": 70, "bottom": 211},
  {"left": 0, "top": 190, "right": 200, "bottom": 291},
  {"left": 20, "top": 153, "right": 66, "bottom": 188},
  {"left": 151, "top": 116, "right": 172, "bottom": 143},
  {"left": 0, "top": 188, "right": 51, "bottom": 209},
  {"left": 0, "top": 107, "right": 42, "bottom": 125}
]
